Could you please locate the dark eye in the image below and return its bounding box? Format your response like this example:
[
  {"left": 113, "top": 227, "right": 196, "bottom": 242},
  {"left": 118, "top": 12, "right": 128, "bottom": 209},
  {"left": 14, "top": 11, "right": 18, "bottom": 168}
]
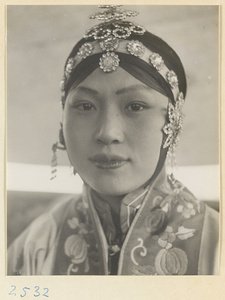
[
  {"left": 127, "top": 103, "right": 144, "bottom": 112},
  {"left": 76, "top": 103, "right": 95, "bottom": 111}
]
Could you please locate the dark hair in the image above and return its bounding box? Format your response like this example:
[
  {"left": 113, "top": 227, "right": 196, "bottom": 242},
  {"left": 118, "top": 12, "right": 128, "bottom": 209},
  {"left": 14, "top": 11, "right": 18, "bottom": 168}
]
[
  {"left": 61, "top": 30, "right": 186, "bottom": 108},
  {"left": 61, "top": 28, "right": 186, "bottom": 181}
]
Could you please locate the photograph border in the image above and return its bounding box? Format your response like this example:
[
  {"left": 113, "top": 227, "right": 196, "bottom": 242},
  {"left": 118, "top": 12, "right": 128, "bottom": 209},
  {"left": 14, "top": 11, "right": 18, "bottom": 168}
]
[{"left": 0, "top": 1, "right": 224, "bottom": 299}]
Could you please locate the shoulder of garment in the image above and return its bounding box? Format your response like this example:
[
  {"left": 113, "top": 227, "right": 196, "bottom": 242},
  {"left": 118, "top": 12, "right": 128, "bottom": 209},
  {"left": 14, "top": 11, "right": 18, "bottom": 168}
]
[{"left": 7, "top": 194, "right": 82, "bottom": 275}]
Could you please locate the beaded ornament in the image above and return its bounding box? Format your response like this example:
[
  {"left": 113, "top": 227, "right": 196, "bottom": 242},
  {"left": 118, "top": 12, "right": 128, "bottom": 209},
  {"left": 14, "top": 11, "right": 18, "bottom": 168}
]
[{"left": 59, "top": 5, "right": 185, "bottom": 166}]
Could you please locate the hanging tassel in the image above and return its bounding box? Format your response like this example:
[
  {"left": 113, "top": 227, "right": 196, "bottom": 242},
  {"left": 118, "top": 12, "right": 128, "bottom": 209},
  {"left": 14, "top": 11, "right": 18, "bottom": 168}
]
[
  {"left": 50, "top": 123, "right": 67, "bottom": 180},
  {"left": 166, "top": 144, "right": 177, "bottom": 186},
  {"left": 51, "top": 142, "right": 59, "bottom": 180}
]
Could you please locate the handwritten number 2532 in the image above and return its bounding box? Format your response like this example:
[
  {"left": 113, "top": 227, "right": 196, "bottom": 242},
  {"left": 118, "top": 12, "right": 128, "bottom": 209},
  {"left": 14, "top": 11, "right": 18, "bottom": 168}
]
[{"left": 8, "top": 285, "right": 49, "bottom": 297}]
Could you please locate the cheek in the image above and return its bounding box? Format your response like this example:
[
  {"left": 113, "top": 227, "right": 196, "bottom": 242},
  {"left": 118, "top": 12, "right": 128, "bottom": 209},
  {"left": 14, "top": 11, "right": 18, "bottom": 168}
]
[
  {"left": 130, "top": 117, "right": 165, "bottom": 165},
  {"left": 129, "top": 113, "right": 165, "bottom": 144},
  {"left": 136, "top": 130, "right": 163, "bottom": 161}
]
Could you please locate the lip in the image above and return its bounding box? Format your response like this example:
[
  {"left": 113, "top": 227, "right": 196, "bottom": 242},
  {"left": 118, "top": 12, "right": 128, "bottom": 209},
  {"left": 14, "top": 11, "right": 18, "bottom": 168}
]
[{"left": 89, "top": 153, "right": 129, "bottom": 169}]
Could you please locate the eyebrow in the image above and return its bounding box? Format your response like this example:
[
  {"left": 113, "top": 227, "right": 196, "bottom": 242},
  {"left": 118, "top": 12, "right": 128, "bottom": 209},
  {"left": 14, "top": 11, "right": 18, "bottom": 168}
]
[
  {"left": 75, "top": 84, "right": 152, "bottom": 96},
  {"left": 75, "top": 86, "right": 99, "bottom": 95}
]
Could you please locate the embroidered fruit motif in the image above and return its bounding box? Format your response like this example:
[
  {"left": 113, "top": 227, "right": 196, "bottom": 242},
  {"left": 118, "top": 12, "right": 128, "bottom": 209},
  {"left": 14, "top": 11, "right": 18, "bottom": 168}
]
[
  {"left": 145, "top": 208, "right": 167, "bottom": 235},
  {"left": 64, "top": 234, "right": 88, "bottom": 264},
  {"left": 155, "top": 248, "right": 188, "bottom": 275}
]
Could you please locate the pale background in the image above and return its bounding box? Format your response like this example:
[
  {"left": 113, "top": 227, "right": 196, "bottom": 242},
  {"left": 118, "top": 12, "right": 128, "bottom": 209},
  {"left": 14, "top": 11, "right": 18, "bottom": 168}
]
[
  {"left": 7, "top": 5, "right": 218, "bottom": 166},
  {"left": 6, "top": 4, "right": 220, "bottom": 247},
  {"left": 7, "top": 5, "right": 219, "bottom": 200}
]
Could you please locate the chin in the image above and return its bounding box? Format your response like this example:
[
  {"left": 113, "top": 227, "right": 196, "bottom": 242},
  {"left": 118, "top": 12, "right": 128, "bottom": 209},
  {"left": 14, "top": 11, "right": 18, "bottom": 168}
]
[{"left": 87, "top": 178, "right": 141, "bottom": 197}]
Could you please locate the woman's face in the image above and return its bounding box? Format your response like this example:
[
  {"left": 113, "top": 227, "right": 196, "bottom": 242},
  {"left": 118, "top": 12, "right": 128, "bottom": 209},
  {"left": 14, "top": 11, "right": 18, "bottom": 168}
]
[{"left": 63, "top": 67, "right": 168, "bottom": 196}]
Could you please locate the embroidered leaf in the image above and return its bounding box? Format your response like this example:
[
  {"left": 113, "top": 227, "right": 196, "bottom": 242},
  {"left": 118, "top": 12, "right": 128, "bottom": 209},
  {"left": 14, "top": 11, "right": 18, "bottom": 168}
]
[{"left": 176, "top": 226, "right": 196, "bottom": 240}]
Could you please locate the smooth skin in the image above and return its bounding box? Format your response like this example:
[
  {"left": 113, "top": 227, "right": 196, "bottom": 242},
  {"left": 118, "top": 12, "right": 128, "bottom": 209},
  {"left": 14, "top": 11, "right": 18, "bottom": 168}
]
[{"left": 63, "top": 67, "right": 168, "bottom": 201}]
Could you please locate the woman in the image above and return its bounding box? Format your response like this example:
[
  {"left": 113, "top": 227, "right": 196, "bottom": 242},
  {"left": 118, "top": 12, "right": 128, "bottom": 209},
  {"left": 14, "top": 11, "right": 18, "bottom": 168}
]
[{"left": 8, "top": 5, "right": 219, "bottom": 275}]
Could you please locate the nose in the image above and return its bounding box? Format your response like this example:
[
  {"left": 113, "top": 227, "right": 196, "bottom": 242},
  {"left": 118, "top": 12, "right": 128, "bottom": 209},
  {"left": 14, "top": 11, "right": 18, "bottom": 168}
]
[{"left": 95, "top": 110, "right": 125, "bottom": 145}]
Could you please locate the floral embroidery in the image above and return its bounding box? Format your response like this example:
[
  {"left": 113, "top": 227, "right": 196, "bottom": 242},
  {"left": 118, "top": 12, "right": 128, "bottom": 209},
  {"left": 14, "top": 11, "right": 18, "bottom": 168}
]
[
  {"left": 153, "top": 181, "right": 201, "bottom": 217},
  {"left": 64, "top": 200, "right": 94, "bottom": 274},
  {"left": 131, "top": 220, "right": 196, "bottom": 275},
  {"left": 67, "top": 217, "right": 79, "bottom": 229},
  {"left": 76, "top": 200, "right": 89, "bottom": 212},
  {"left": 157, "top": 226, "right": 176, "bottom": 249},
  {"left": 177, "top": 202, "right": 196, "bottom": 218}
]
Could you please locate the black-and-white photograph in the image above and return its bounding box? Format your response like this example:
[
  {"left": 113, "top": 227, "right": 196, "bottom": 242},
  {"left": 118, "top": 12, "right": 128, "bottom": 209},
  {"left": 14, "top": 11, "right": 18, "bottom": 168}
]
[{"left": 7, "top": 5, "right": 219, "bottom": 276}]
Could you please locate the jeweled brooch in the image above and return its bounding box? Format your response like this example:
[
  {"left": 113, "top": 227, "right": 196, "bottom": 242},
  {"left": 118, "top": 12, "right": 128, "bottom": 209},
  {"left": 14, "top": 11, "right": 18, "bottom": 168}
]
[
  {"left": 99, "top": 36, "right": 119, "bottom": 51},
  {"left": 89, "top": 5, "right": 139, "bottom": 22},
  {"left": 167, "top": 70, "right": 179, "bottom": 89},
  {"left": 163, "top": 92, "right": 184, "bottom": 153},
  {"left": 99, "top": 52, "right": 120, "bottom": 72},
  {"left": 149, "top": 53, "right": 164, "bottom": 71},
  {"left": 78, "top": 43, "right": 94, "bottom": 59},
  {"left": 127, "top": 40, "right": 145, "bottom": 57},
  {"left": 65, "top": 58, "right": 76, "bottom": 78}
]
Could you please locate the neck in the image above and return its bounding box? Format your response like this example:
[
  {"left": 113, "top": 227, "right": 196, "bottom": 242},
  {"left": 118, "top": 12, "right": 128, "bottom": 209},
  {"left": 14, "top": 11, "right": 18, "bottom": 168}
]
[
  {"left": 89, "top": 167, "right": 167, "bottom": 214},
  {"left": 92, "top": 190, "right": 124, "bottom": 214}
]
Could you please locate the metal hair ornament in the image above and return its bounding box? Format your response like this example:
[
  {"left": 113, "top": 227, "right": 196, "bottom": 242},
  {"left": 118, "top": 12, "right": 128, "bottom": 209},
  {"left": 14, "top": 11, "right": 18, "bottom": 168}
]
[
  {"left": 163, "top": 92, "right": 184, "bottom": 168},
  {"left": 89, "top": 5, "right": 139, "bottom": 21},
  {"left": 62, "top": 5, "right": 146, "bottom": 80},
  {"left": 60, "top": 5, "right": 185, "bottom": 162}
]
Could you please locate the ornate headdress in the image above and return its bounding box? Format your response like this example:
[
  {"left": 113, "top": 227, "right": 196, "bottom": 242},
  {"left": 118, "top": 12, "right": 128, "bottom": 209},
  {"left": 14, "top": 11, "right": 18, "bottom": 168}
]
[{"left": 52, "top": 6, "right": 185, "bottom": 179}]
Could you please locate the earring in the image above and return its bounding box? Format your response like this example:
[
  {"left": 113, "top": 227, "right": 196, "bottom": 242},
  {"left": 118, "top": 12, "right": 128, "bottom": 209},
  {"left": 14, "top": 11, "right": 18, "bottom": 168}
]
[
  {"left": 59, "top": 122, "right": 66, "bottom": 147},
  {"left": 51, "top": 142, "right": 59, "bottom": 180},
  {"left": 162, "top": 93, "right": 184, "bottom": 184},
  {"left": 50, "top": 123, "right": 66, "bottom": 180},
  {"left": 166, "top": 150, "right": 177, "bottom": 185}
]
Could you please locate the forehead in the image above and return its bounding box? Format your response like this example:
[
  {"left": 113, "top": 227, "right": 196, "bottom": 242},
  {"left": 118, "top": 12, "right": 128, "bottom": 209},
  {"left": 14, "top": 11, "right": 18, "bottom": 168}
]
[
  {"left": 73, "top": 67, "right": 168, "bottom": 101},
  {"left": 77, "top": 67, "right": 147, "bottom": 91}
]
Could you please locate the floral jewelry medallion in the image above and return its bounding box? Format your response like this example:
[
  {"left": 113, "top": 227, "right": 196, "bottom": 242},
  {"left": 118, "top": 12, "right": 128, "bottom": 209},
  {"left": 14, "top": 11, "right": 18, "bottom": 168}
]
[
  {"left": 99, "top": 36, "right": 119, "bottom": 51},
  {"left": 78, "top": 43, "right": 94, "bottom": 59},
  {"left": 127, "top": 40, "right": 145, "bottom": 57},
  {"left": 163, "top": 92, "right": 184, "bottom": 152},
  {"left": 65, "top": 58, "right": 76, "bottom": 78},
  {"left": 149, "top": 53, "right": 164, "bottom": 71},
  {"left": 167, "top": 70, "right": 179, "bottom": 88},
  {"left": 89, "top": 5, "right": 139, "bottom": 22},
  {"left": 99, "top": 52, "right": 120, "bottom": 72}
]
